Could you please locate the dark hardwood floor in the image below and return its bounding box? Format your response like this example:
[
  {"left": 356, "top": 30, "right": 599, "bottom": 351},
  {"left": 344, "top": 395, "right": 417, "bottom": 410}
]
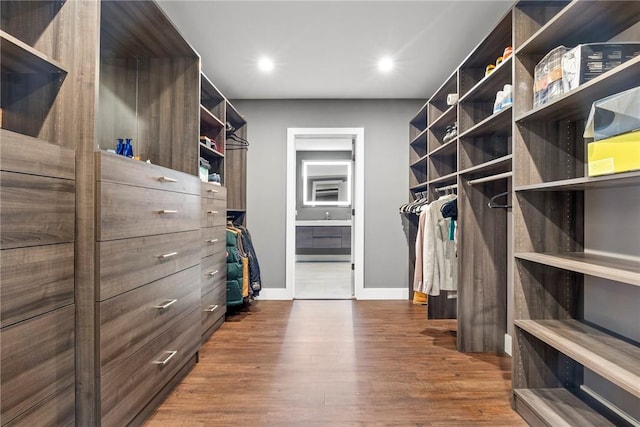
[{"left": 145, "top": 300, "right": 526, "bottom": 426}]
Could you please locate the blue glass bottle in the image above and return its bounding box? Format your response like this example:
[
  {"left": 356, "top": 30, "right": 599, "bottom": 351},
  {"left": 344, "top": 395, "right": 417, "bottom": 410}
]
[
  {"left": 116, "top": 138, "right": 124, "bottom": 155},
  {"left": 124, "top": 138, "right": 134, "bottom": 158}
]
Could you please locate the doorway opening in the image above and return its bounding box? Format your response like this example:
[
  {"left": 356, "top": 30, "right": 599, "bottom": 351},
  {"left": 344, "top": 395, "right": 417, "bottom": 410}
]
[{"left": 286, "top": 128, "right": 364, "bottom": 299}]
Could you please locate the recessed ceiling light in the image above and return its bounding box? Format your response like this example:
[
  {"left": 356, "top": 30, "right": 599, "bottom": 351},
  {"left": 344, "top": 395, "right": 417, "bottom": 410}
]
[
  {"left": 258, "top": 57, "right": 274, "bottom": 73},
  {"left": 378, "top": 57, "right": 394, "bottom": 73}
]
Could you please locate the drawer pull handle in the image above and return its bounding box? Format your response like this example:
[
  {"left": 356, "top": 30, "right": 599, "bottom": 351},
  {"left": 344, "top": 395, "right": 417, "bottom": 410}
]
[
  {"left": 205, "top": 304, "right": 219, "bottom": 313},
  {"left": 158, "top": 251, "right": 178, "bottom": 259},
  {"left": 207, "top": 189, "right": 219, "bottom": 193},
  {"left": 154, "top": 299, "right": 178, "bottom": 310},
  {"left": 208, "top": 270, "right": 219, "bottom": 277},
  {"left": 158, "top": 176, "right": 177, "bottom": 183},
  {"left": 153, "top": 350, "right": 178, "bottom": 365},
  {"left": 207, "top": 210, "right": 219, "bottom": 215},
  {"left": 207, "top": 239, "right": 219, "bottom": 244},
  {"left": 159, "top": 210, "right": 178, "bottom": 214}
]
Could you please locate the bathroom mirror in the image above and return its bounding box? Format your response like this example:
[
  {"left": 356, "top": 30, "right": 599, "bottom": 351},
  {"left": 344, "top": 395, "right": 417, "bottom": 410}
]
[{"left": 302, "top": 161, "right": 352, "bottom": 206}]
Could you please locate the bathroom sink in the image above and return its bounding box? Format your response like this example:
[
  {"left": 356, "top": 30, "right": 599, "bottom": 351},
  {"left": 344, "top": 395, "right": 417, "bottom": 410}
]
[{"left": 296, "top": 220, "right": 352, "bottom": 226}]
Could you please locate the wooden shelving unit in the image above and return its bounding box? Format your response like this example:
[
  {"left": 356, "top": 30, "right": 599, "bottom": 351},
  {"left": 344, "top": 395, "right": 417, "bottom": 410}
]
[
  {"left": 0, "top": 30, "right": 67, "bottom": 74},
  {"left": 512, "top": 1, "right": 640, "bottom": 424},
  {"left": 459, "top": 106, "right": 512, "bottom": 139},
  {"left": 459, "top": 154, "right": 512, "bottom": 177},
  {"left": 225, "top": 100, "right": 248, "bottom": 213}
]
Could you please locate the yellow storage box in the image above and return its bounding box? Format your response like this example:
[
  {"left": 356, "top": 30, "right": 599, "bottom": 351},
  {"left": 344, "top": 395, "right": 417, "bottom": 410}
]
[{"left": 588, "top": 130, "right": 640, "bottom": 176}]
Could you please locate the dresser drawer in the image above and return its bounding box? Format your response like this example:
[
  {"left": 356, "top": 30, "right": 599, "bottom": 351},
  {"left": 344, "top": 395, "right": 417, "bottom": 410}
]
[
  {"left": 201, "top": 284, "right": 226, "bottom": 334},
  {"left": 98, "top": 265, "right": 200, "bottom": 376},
  {"left": 201, "top": 225, "right": 226, "bottom": 258},
  {"left": 201, "top": 196, "right": 227, "bottom": 228},
  {"left": 96, "top": 151, "right": 200, "bottom": 195},
  {"left": 201, "top": 252, "right": 227, "bottom": 296},
  {"left": 0, "top": 305, "right": 74, "bottom": 424},
  {"left": 97, "top": 181, "right": 200, "bottom": 241},
  {"left": 4, "top": 383, "right": 74, "bottom": 427},
  {"left": 313, "top": 226, "right": 344, "bottom": 238},
  {"left": 1, "top": 243, "right": 74, "bottom": 328},
  {"left": 201, "top": 182, "right": 227, "bottom": 200},
  {"left": 0, "top": 171, "right": 75, "bottom": 249},
  {"left": 97, "top": 230, "right": 200, "bottom": 301},
  {"left": 100, "top": 309, "right": 200, "bottom": 427},
  {"left": 1, "top": 129, "right": 75, "bottom": 180}
]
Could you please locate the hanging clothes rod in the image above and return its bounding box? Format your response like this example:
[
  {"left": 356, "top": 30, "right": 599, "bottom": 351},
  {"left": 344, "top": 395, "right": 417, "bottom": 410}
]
[
  {"left": 468, "top": 171, "right": 512, "bottom": 186},
  {"left": 435, "top": 183, "right": 458, "bottom": 192}
]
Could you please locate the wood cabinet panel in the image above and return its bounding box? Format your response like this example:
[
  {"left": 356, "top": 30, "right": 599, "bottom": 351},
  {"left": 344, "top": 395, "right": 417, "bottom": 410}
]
[
  {"left": 98, "top": 265, "right": 200, "bottom": 376},
  {"left": 97, "top": 181, "right": 200, "bottom": 241},
  {"left": 0, "top": 306, "right": 74, "bottom": 424},
  {"left": 296, "top": 227, "right": 314, "bottom": 249},
  {"left": 312, "top": 226, "right": 344, "bottom": 238},
  {"left": 96, "top": 151, "right": 200, "bottom": 195},
  {"left": 201, "top": 284, "right": 226, "bottom": 334},
  {"left": 201, "top": 195, "right": 226, "bottom": 228},
  {"left": 4, "top": 383, "right": 74, "bottom": 427},
  {"left": 96, "top": 230, "right": 200, "bottom": 301},
  {"left": 201, "top": 251, "right": 227, "bottom": 296},
  {"left": 100, "top": 309, "right": 200, "bottom": 427},
  {"left": 0, "top": 129, "right": 75, "bottom": 179},
  {"left": 201, "top": 225, "right": 226, "bottom": 258},
  {"left": 0, "top": 243, "right": 74, "bottom": 328},
  {"left": 0, "top": 171, "right": 74, "bottom": 249},
  {"left": 201, "top": 182, "right": 227, "bottom": 200},
  {"left": 312, "top": 237, "right": 342, "bottom": 249}
]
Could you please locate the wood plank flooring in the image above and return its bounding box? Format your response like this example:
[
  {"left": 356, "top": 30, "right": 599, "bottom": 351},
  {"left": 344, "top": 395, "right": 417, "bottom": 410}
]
[{"left": 145, "top": 300, "right": 526, "bottom": 426}]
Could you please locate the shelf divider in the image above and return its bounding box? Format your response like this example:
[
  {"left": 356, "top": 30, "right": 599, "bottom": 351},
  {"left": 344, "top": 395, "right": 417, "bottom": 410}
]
[{"left": 0, "top": 30, "right": 68, "bottom": 74}]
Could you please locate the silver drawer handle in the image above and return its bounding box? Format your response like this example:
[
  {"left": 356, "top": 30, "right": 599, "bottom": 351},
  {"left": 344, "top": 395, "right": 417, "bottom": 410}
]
[
  {"left": 158, "top": 251, "right": 178, "bottom": 259},
  {"left": 153, "top": 350, "right": 178, "bottom": 365},
  {"left": 208, "top": 270, "right": 219, "bottom": 277},
  {"left": 207, "top": 189, "right": 219, "bottom": 193},
  {"left": 207, "top": 210, "right": 219, "bottom": 215},
  {"left": 207, "top": 239, "right": 219, "bottom": 244},
  {"left": 154, "top": 299, "right": 178, "bottom": 310},
  {"left": 158, "top": 176, "right": 177, "bottom": 183},
  {"left": 159, "top": 210, "right": 178, "bottom": 214},
  {"left": 205, "top": 304, "right": 219, "bottom": 313}
]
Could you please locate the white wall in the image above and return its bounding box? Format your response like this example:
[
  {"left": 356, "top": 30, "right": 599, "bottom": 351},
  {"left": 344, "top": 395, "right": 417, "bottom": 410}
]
[{"left": 232, "top": 99, "right": 422, "bottom": 290}]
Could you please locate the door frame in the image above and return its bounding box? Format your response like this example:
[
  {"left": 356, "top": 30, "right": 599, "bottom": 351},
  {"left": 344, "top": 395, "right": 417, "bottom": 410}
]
[{"left": 286, "top": 127, "right": 365, "bottom": 299}]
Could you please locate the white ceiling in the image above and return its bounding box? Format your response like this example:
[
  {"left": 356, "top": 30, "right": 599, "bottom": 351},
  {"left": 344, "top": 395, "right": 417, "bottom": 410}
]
[{"left": 157, "top": 1, "right": 514, "bottom": 99}]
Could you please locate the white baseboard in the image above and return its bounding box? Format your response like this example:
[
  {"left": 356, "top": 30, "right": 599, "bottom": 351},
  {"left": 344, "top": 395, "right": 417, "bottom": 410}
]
[
  {"left": 355, "top": 287, "right": 409, "bottom": 300},
  {"left": 257, "top": 288, "right": 293, "bottom": 300},
  {"left": 504, "top": 333, "right": 512, "bottom": 356}
]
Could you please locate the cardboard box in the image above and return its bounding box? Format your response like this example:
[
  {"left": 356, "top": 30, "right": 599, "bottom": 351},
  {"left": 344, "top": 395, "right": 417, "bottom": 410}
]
[
  {"left": 533, "top": 46, "right": 567, "bottom": 108},
  {"left": 562, "top": 43, "right": 640, "bottom": 92},
  {"left": 588, "top": 130, "right": 640, "bottom": 176},
  {"left": 584, "top": 86, "right": 640, "bottom": 141}
]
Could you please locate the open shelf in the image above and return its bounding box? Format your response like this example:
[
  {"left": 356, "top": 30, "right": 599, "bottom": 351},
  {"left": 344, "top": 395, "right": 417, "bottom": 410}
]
[
  {"left": 428, "top": 105, "right": 456, "bottom": 130},
  {"left": 459, "top": 154, "right": 512, "bottom": 177},
  {"left": 516, "top": 1, "right": 640, "bottom": 55},
  {"left": 410, "top": 155, "right": 427, "bottom": 169},
  {"left": 200, "top": 105, "right": 224, "bottom": 129},
  {"left": 515, "top": 252, "right": 640, "bottom": 287},
  {"left": 515, "top": 319, "right": 640, "bottom": 399},
  {"left": 428, "top": 69, "right": 458, "bottom": 106},
  {"left": 428, "top": 171, "right": 457, "bottom": 186},
  {"left": 410, "top": 128, "right": 428, "bottom": 147},
  {"left": 514, "top": 170, "right": 640, "bottom": 192},
  {"left": 514, "top": 388, "right": 616, "bottom": 427},
  {"left": 409, "top": 182, "right": 428, "bottom": 191},
  {"left": 516, "top": 56, "right": 640, "bottom": 123},
  {"left": 199, "top": 142, "right": 224, "bottom": 159},
  {"left": 459, "top": 106, "right": 511, "bottom": 139},
  {"left": 459, "top": 56, "right": 512, "bottom": 104},
  {"left": 410, "top": 102, "right": 428, "bottom": 131},
  {"left": 226, "top": 100, "right": 246, "bottom": 129},
  {"left": 428, "top": 138, "right": 457, "bottom": 157},
  {"left": 0, "top": 30, "right": 67, "bottom": 74}
]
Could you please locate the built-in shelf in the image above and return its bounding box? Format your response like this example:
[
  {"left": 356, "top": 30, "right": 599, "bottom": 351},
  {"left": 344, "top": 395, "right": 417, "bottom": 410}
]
[
  {"left": 459, "top": 106, "right": 512, "bottom": 139},
  {"left": 428, "top": 105, "right": 456, "bottom": 130},
  {"left": 459, "top": 56, "right": 512, "bottom": 104},
  {"left": 460, "top": 154, "right": 512, "bottom": 177},
  {"left": 428, "top": 138, "right": 457, "bottom": 157},
  {"left": 516, "top": 1, "right": 640, "bottom": 55},
  {"left": 410, "top": 128, "right": 428, "bottom": 147},
  {"left": 199, "top": 142, "right": 224, "bottom": 159},
  {"left": 410, "top": 102, "right": 428, "bottom": 131},
  {"left": 200, "top": 105, "right": 224, "bottom": 128},
  {"left": 0, "top": 30, "right": 67, "bottom": 74},
  {"left": 410, "top": 155, "right": 428, "bottom": 169},
  {"left": 515, "top": 252, "right": 640, "bottom": 287},
  {"left": 516, "top": 56, "right": 640, "bottom": 123},
  {"left": 514, "top": 388, "right": 616, "bottom": 427},
  {"left": 428, "top": 172, "right": 458, "bottom": 186},
  {"left": 409, "top": 182, "right": 428, "bottom": 191},
  {"left": 226, "top": 100, "right": 246, "bottom": 129},
  {"left": 514, "top": 170, "right": 640, "bottom": 192},
  {"left": 428, "top": 69, "right": 457, "bottom": 105},
  {"left": 515, "top": 319, "right": 640, "bottom": 399}
]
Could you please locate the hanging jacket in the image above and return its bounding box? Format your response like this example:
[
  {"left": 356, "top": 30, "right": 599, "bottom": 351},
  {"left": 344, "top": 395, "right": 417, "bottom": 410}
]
[
  {"left": 237, "top": 226, "right": 262, "bottom": 296},
  {"left": 226, "top": 228, "right": 244, "bottom": 306},
  {"left": 422, "top": 194, "right": 458, "bottom": 296}
]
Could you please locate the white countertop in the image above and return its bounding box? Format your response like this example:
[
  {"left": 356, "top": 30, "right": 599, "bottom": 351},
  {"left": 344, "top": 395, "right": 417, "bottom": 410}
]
[{"left": 296, "top": 220, "right": 352, "bottom": 227}]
